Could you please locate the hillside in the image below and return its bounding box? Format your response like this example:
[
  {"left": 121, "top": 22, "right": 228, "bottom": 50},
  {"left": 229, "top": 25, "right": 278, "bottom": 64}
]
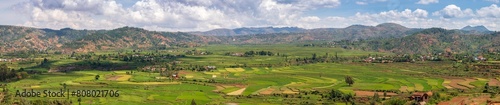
[
  {"left": 0, "top": 26, "right": 219, "bottom": 53},
  {"left": 351, "top": 28, "right": 500, "bottom": 54},
  {"left": 1, "top": 24, "right": 498, "bottom": 54}
]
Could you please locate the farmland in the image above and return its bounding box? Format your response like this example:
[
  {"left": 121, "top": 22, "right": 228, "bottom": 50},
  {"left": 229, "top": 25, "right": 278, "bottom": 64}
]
[{"left": 1, "top": 44, "right": 500, "bottom": 105}]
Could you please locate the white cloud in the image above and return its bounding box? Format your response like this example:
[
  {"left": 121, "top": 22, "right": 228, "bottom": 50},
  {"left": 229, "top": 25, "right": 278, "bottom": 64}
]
[
  {"left": 476, "top": 4, "right": 500, "bottom": 18},
  {"left": 14, "top": 0, "right": 342, "bottom": 31},
  {"left": 417, "top": 0, "right": 438, "bottom": 4},
  {"left": 433, "top": 4, "right": 473, "bottom": 18},
  {"left": 9, "top": 0, "right": 500, "bottom": 31},
  {"left": 299, "top": 16, "right": 321, "bottom": 22}
]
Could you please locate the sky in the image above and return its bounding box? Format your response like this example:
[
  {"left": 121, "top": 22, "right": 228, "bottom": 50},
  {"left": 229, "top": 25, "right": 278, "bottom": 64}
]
[{"left": 0, "top": 0, "right": 499, "bottom": 31}]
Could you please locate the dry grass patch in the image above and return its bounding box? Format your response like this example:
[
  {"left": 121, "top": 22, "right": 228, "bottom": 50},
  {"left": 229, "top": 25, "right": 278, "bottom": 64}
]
[
  {"left": 227, "top": 88, "right": 246, "bottom": 95},
  {"left": 116, "top": 75, "right": 132, "bottom": 81}
]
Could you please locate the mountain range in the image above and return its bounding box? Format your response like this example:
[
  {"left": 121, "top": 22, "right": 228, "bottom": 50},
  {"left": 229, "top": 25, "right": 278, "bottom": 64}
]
[{"left": 0, "top": 23, "right": 497, "bottom": 54}]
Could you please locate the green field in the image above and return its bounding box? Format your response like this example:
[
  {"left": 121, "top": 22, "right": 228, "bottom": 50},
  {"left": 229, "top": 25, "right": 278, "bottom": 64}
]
[{"left": 0, "top": 44, "right": 496, "bottom": 105}]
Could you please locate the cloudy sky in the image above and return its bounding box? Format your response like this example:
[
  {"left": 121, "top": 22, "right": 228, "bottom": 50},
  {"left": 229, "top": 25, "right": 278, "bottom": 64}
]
[{"left": 0, "top": 0, "right": 499, "bottom": 31}]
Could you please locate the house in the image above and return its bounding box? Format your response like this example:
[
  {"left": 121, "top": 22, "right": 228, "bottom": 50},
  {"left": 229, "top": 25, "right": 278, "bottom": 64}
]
[
  {"left": 409, "top": 91, "right": 433, "bottom": 104},
  {"left": 231, "top": 53, "right": 244, "bottom": 57},
  {"left": 206, "top": 66, "right": 216, "bottom": 70},
  {"left": 364, "top": 57, "right": 375, "bottom": 63}
]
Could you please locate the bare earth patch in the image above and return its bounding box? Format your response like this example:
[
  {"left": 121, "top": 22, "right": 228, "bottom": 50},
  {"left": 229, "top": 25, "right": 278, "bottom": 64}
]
[
  {"left": 227, "top": 88, "right": 246, "bottom": 95},
  {"left": 448, "top": 79, "right": 469, "bottom": 90},
  {"left": 438, "top": 95, "right": 490, "bottom": 105},
  {"left": 259, "top": 88, "right": 275, "bottom": 95},
  {"left": 213, "top": 85, "right": 225, "bottom": 92},
  {"left": 489, "top": 78, "right": 500, "bottom": 87}
]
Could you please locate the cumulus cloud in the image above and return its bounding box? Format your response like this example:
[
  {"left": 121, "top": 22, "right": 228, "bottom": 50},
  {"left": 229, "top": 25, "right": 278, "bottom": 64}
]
[
  {"left": 433, "top": 4, "right": 473, "bottom": 18},
  {"left": 417, "top": 0, "right": 439, "bottom": 4},
  {"left": 14, "top": 0, "right": 342, "bottom": 31},
  {"left": 476, "top": 4, "right": 500, "bottom": 18},
  {"left": 9, "top": 0, "right": 500, "bottom": 31}
]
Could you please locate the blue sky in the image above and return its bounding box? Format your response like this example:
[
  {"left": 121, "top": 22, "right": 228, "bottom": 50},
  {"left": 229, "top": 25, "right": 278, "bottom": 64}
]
[{"left": 0, "top": 0, "right": 499, "bottom": 31}]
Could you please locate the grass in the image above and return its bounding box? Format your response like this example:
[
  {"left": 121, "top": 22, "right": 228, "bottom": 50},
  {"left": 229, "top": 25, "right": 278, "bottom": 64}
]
[{"left": 2, "top": 44, "right": 494, "bottom": 104}]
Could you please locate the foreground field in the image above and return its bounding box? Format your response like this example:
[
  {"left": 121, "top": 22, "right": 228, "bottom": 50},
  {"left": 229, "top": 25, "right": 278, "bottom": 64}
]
[
  {"left": 2, "top": 44, "right": 500, "bottom": 105},
  {"left": 3, "top": 61, "right": 495, "bottom": 104}
]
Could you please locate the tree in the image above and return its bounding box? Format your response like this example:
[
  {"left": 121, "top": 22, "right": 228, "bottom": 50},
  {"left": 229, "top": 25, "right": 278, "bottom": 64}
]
[
  {"left": 383, "top": 92, "right": 387, "bottom": 100},
  {"left": 95, "top": 75, "right": 100, "bottom": 80},
  {"left": 191, "top": 99, "right": 197, "bottom": 105},
  {"left": 78, "top": 97, "right": 81, "bottom": 105},
  {"left": 373, "top": 92, "right": 380, "bottom": 102},
  {"left": 345, "top": 76, "right": 354, "bottom": 86}
]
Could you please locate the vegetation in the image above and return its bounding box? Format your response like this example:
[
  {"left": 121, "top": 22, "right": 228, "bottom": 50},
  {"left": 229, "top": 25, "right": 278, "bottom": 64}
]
[{"left": 0, "top": 24, "right": 499, "bottom": 104}]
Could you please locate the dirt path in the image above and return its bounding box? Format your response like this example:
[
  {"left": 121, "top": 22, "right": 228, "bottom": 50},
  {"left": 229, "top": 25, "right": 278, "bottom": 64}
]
[{"left": 227, "top": 88, "right": 246, "bottom": 95}]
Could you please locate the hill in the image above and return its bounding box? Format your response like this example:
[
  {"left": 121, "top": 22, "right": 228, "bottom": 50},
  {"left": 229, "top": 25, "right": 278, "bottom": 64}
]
[
  {"left": 461, "top": 25, "right": 490, "bottom": 32},
  {"left": 217, "top": 23, "right": 418, "bottom": 44},
  {"left": 349, "top": 28, "right": 500, "bottom": 54},
  {"left": 0, "top": 26, "right": 219, "bottom": 53}
]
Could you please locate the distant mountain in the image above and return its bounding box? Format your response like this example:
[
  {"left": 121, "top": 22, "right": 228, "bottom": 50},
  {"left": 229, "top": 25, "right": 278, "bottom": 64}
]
[
  {"left": 461, "top": 25, "right": 490, "bottom": 32},
  {"left": 218, "top": 23, "right": 419, "bottom": 44},
  {"left": 189, "top": 27, "right": 306, "bottom": 36}
]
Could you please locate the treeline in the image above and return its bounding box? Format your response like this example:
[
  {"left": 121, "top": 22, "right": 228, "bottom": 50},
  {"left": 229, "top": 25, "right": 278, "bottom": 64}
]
[
  {"left": 244, "top": 50, "right": 274, "bottom": 56},
  {"left": 0, "top": 64, "right": 28, "bottom": 82}
]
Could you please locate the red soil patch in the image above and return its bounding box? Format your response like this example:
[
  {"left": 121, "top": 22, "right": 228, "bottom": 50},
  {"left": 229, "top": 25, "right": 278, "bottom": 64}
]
[
  {"left": 438, "top": 96, "right": 467, "bottom": 105},
  {"left": 178, "top": 71, "right": 189, "bottom": 75},
  {"left": 438, "top": 95, "right": 490, "bottom": 105},
  {"left": 259, "top": 88, "right": 275, "bottom": 95},
  {"left": 448, "top": 79, "right": 469, "bottom": 90},
  {"left": 489, "top": 78, "right": 500, "bottom": 87},
  {"left": 354, "top": 91, "right": 398, "bottom": 97}
]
